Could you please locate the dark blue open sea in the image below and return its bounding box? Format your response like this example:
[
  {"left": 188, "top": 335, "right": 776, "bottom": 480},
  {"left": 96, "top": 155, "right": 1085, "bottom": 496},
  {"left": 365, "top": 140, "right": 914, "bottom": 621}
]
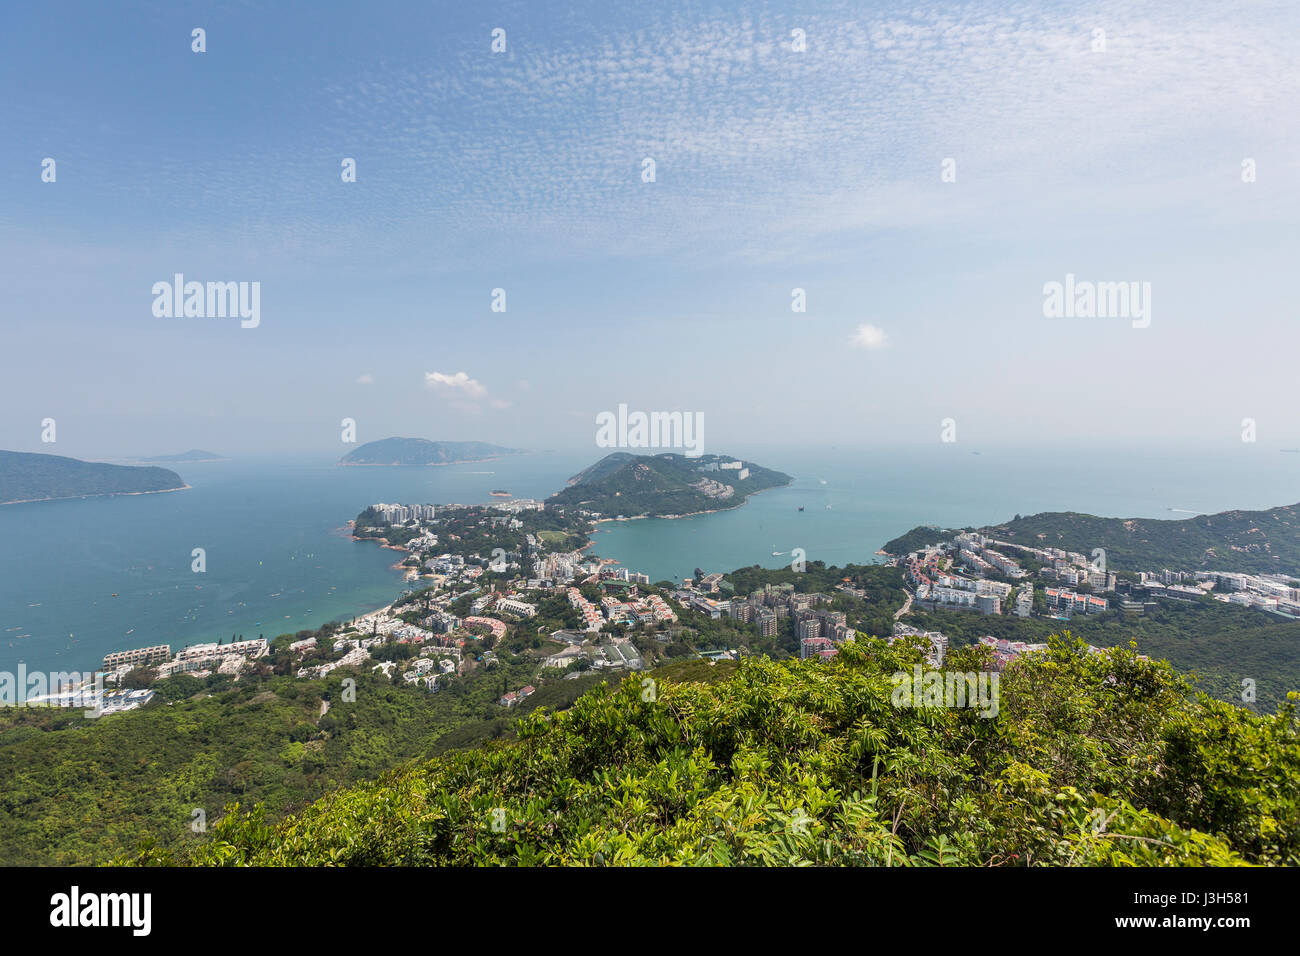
[{"left": 3, "top": 442, "right": 1297, "bottom": 674}]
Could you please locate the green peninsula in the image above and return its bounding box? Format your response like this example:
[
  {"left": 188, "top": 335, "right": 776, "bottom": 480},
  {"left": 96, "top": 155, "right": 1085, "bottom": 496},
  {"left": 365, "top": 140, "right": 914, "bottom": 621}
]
[
  {"left": 548, "top": 452, "right": 791, "bottom": 518},
  {"left": 0, "top": 450, "right": 187, "bottom": 505}
]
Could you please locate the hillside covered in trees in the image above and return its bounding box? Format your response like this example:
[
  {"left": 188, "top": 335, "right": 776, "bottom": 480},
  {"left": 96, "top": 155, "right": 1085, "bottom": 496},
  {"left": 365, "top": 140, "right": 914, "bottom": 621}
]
[
  {"left": 549, "top": 452, "right": 791, "bottom": 517},
  {"left": 885, "top": 502, "right": 1300, "bottom": 575},
  {"left": 137, "top": 638, "right": 1299, "bottom": 867},
  {"left": 985, "top": 504, "right": 1300, "bottom": 575},
  {"left": 0, "top": 659, "right": 615, "bottom": 866},
  {"left": 0, "top": 449, "right": 186, "bottom": 505},
  {"left": 906, "top": 599, "right": 1300, "bottom": 714}
]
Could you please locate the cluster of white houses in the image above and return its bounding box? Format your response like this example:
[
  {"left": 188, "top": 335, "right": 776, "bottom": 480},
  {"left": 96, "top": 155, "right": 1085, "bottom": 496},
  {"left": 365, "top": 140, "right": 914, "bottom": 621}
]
[{"left": 102, "top": 638, "right": 268, "bottom": 679}]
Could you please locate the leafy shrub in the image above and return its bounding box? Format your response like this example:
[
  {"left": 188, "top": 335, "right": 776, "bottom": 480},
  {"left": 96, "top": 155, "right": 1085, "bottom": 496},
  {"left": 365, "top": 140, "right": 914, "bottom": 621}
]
[{"left": 138, "top": 636, "right": 1297, "bottom": 867}]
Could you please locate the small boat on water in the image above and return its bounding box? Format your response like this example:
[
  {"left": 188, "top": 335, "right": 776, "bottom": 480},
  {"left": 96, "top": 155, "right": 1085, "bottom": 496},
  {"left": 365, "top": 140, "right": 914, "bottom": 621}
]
[{"left": 798, "top": 506, "right": 804, "bottom": 512}]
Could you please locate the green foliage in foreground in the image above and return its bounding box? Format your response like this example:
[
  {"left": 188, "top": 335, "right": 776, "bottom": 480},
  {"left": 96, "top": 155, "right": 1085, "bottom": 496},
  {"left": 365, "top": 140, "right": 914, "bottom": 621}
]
[
  {"left": 906, "top": 598, "right": 1300, "bottom": 714},
  {"left": 137, "top": 637, "right": 1299, "bottom": 867},
  {"left": 0, "top": 666, "right": 607, "bottom": 865}
]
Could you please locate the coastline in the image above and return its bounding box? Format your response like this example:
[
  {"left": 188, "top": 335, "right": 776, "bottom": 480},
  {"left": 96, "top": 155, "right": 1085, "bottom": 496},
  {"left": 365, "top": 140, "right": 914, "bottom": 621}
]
[
  {"left": 81, "top": 480, "right": 784, "bottom": 675},
  {"left": 345, "top": 520, "right": 423, "bottom": 583},
  {"left": 589, "top": 480, "right": 789, "bottom": 525},
  {"left": 0, "top": 484, "right": 191, "bottom": 507},
  {"left": 8, "top": 463, "right": 795, "bottom": 677},
  {"left": 573, "top": 536, "right": 618, "bottom": 567}
]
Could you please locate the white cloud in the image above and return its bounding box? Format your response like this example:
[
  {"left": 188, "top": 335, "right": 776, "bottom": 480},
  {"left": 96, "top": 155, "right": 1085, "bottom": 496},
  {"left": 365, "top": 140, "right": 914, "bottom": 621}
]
[
  {"left": 296, "top": 2, "right": 1300, "bottom": 266},
  {"left": 851, "top": 324, "right": 888, "bottom": 351},
  {"left": 32, "top": 4, "right": 1293, "bottom": 272},
  {"left": 424, "top": 371, "right": 488, "bottom": 398}
]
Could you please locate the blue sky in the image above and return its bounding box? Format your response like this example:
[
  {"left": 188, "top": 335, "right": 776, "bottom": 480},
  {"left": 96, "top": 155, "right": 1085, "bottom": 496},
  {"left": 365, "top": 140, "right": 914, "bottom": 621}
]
[{"left": 2, "top": 0, "right": 1298, "bottom": 459}]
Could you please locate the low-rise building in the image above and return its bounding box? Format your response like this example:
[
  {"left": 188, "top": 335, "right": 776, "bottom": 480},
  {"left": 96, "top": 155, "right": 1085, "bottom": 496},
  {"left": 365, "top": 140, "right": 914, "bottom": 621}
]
[{"left": 102, "top": 644, "right": 171, "bottom": 671}]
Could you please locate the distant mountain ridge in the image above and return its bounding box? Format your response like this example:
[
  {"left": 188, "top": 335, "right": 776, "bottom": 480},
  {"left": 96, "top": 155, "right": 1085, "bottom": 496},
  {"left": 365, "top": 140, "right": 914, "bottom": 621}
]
[
  {"left": 884, "top": 501, "right": 1300, "bottom": 575},
  {"left": 339, "top": 437, "right": 521, "bottom": 466},
  {"left": 0, "top": 450, "right": 187, "bottom": 505},
  {"left": 134, "top": 449, "right": 227, "bottom": 463},
  {"left": 548, "top": 452, "right": 791, "bottom": 517}
]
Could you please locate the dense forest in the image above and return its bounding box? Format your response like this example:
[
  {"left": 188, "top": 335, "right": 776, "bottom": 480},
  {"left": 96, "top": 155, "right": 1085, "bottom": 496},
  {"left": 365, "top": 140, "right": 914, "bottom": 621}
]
[
  {"left": 134, "top": 638, "right": 1299, "bottom": 867},
  {"left": 0, "top": 661, "right": 612, "bottom": 865}
]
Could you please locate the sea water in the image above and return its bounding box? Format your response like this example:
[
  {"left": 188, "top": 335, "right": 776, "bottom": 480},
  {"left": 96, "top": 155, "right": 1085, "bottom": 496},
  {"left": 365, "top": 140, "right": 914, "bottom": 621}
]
[{"left": 3, "top": 443, "right": 1297, "bottom": 674}]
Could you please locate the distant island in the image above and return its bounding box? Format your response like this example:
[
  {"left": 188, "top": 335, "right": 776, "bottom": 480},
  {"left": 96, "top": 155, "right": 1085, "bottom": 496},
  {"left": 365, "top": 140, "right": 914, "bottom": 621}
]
[
  {"left": 339, "top": 438, "right": 521, "bottom": 467},
  {"left": 547, "top": 452, "right": 791, "bottom": 518},
  {"left": 0, "top": 450, "right": 188, "bottom": 505},
  {"left": 133, "top": 449, "right": 227, "bottom": 463},
  {"left": 490, "top": 489, "right": 511, "bottom": 497},
  {"left": 884, "top": 500, "right": 1300, "bottom": 576}
]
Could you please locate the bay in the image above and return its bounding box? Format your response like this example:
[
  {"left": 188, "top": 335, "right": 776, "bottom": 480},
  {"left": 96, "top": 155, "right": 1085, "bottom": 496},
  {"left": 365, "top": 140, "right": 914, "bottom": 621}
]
[
  {"left": 3, "top": 442, "right": 1297, "bottom": 676},
  {"left": 590, "top": 443, "right": 1300, "bottom": 583},
  {"left": 0, "top": 452, "right": 590, "bottom": 675}
]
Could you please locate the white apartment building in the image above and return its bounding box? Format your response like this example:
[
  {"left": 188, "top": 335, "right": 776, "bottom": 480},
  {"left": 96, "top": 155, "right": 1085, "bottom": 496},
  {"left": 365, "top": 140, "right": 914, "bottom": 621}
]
[{"left": 495, "top": 598, "right": 537, "bottom": 618}]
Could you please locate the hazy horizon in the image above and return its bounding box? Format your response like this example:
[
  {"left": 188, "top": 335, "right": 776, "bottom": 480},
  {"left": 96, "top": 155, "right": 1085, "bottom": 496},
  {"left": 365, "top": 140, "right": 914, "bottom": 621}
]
[{"left": 9, "top": 436, "right": 1300, "bottom": 467}]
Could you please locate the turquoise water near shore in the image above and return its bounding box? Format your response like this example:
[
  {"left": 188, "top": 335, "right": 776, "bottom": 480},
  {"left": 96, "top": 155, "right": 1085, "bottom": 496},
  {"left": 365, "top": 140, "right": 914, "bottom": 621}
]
[
  {"left": 591, "top": 443, "right": 1300, "bottom": 583},
  {"left": 0, "top": 452, "right": 591, "bottom": 676},
  {"left": 3, "top": 443, "right": 1298, "bottom": 675}
]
